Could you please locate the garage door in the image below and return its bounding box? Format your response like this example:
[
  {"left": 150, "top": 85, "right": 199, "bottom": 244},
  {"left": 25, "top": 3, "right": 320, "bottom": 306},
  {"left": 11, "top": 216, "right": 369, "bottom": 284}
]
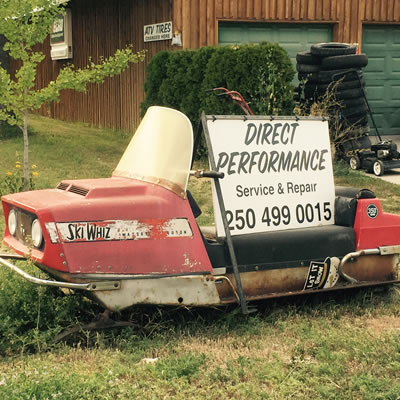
[
  {"left": 362, "top": 25, "right": 400, "bottom": 135},
  {"left": 218, "top": 22, "right": 332, "bottom": 66}
]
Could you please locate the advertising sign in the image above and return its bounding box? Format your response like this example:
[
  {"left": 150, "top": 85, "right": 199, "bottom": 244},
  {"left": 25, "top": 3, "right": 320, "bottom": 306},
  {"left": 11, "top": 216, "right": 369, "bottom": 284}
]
[
  {"left": 205, "top": 116, "right": 335, "bottom": 237},
  {"left": 50, "top": 15, "right": 65, "bottom": 44},
  {"left": 144, "top": 21, "right": 173, "bottom": 42}
]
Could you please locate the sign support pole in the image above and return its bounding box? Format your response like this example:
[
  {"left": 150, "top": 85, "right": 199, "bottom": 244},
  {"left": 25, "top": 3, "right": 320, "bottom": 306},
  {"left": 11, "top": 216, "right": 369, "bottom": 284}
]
[{"left": 201, "top": 112, "right": 250, "bottom": 314}]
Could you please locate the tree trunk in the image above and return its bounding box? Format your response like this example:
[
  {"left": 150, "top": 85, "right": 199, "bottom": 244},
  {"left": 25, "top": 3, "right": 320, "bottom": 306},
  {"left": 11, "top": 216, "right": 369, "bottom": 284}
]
[{"left": 23, "top": 110, "right": 29, "bottom": 191}]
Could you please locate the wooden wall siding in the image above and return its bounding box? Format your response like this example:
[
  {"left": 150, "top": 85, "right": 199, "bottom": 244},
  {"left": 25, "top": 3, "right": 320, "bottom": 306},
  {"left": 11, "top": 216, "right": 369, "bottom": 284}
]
[
  {"left": 13, "top": 0, "right": 173, "bottom": 132},
  {"left": 173, "top": 0, "right": 400, "bottom": 50},
  {"left": 10, "top": 0, "right": 400, "bottom": 133}
]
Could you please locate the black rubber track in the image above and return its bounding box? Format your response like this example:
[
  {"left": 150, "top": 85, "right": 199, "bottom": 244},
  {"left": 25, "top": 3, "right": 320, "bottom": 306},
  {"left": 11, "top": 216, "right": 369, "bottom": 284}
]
[
  {"left": 311, "top": 42, "right": 357, "bottom": 56},
  {"left": 321, "top": 54, "right": 368, "bottom": 70}
]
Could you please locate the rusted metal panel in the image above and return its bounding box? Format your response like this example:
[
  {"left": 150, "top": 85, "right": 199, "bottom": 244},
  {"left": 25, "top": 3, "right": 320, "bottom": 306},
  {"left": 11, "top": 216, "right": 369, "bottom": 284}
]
[{"left": 215, "top": 254, "right": 399, "bottom": 302}]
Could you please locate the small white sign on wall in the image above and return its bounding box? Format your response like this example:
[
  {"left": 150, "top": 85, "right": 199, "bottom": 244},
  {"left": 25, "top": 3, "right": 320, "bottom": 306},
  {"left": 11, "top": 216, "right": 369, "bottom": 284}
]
[
  {"left": 144, "top": 21, "right": 173, "bottom": 42},
  {"left": 205, "top": 116, "right": 335, "bottom": 237}
]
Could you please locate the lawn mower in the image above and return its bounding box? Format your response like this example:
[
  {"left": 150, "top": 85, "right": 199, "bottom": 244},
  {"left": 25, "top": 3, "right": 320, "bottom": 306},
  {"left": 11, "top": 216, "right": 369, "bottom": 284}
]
[
  {"left": 1, "top": 104, "right": 400, "bottom": 317},
  {"left": 338, "top": 69, "right": 400, "bottom": 176}
]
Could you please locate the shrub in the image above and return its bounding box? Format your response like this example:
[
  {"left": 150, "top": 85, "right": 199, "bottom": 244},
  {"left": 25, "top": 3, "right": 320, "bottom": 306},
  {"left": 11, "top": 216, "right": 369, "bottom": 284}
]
[
  {"left": 141, "top": 43, "right": 295, "bottom": 158},
  {"left": 140, "top": 51, "right": 171, "bottom": 115},
  {"left": 201, "top": 43, "right": 295, "bottom": 116}
]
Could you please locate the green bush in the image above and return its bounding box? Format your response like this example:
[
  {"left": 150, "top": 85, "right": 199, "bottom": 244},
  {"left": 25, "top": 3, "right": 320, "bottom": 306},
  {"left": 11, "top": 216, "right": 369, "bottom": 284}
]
[
  {"left": 201, "top": 43, "right": 295, "bottom": 115},
  {"left": 141, "top": 43, "right": 295, "bottom": 158},
  {"left": 0, "top": 265, "right": 101, "bottom": 355},
  {"left": 140, "top": 50, "right": 171, "bottom": 115}
]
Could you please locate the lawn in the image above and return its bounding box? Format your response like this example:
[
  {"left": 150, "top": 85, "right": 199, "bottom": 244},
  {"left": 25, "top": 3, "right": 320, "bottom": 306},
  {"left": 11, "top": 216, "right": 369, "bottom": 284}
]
[{"left": 1, "top": 115, "right": 400, "bottom": 399}]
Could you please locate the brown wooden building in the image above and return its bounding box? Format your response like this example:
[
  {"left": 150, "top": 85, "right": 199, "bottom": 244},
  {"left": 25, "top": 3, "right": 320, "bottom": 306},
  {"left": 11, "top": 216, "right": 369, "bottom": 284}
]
[{"left": 17, "top": 0, "right": 400, "bottom": 134}]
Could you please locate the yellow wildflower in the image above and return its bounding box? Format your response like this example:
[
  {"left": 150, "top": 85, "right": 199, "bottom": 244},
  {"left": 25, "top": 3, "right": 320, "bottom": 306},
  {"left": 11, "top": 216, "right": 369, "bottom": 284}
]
[
  {"left": 31, "top": 164, "right": 37, "bottom": 169},
  {"left": 32, "top": 171, "right": 39, "bottom": 177},
  {"left": 15, "top": 164, "right": 21, "bottom": 169},
  {"left": 6, "top": 171, "right": 13, "bottom": 176}
]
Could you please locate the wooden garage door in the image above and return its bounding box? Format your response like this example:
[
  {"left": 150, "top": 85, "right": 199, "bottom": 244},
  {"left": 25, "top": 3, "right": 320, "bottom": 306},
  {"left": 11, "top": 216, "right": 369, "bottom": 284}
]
[
  {"left": 218, "top": 22, "right": 332, "bottom": 65},
  {"left": 362, "top": 25, "right": 400, "bottom": 135}
]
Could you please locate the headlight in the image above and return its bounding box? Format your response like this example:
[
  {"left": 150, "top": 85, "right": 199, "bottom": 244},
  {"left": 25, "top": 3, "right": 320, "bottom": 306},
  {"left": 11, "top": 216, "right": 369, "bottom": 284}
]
[
  {"left": 8, "top": 209, "right": 17, "bottom": 236},
  {"left": 31, "top": 219, "right": 43, "bottom": 248}
]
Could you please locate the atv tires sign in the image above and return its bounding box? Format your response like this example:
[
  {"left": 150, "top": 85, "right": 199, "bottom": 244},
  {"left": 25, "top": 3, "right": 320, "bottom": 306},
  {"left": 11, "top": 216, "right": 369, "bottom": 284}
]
[{"left": 204, "top": 116, "right": 335, "bottom": 237}]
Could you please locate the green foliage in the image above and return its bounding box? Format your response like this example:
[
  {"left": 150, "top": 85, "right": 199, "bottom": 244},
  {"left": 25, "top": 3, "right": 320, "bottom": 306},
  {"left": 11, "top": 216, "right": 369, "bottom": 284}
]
[
  {"left": 141, "top": 43, "right": 295, "bottom": 157},
  {"left": 0, "top": 264, "right": 101, "bottom": 355},
  {"left": 0, "top": 160, "right": 38, "bottom": 196},
  {"left": 0, "top": 0, "right": 146, "bottom": 190},
  {"left": 201, "top": 43, "right": 295, "bottom": 116},
  {"left": 141, "top": 50, "right": 170, "bottom": 113}
]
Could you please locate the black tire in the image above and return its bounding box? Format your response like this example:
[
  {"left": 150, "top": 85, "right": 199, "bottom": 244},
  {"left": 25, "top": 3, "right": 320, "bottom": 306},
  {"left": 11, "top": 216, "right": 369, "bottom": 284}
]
[
  {"left": 311, "top": 42, "right": 357, "bottom": 56},
  {"left": 296, "top": 50, "right": 322, "bottom": 65},
  {"left": 321, "top": 54, "right": 368, "bottom": 70},
  {"left": 335, "top": 87, "right": 365, "bottom": 100},
  {"left": 314, "top": 79, "right": 366, "bottom": 97},
  {"left": 349, "top": 155, "right": 361, "bottom": 170},
  {"left": 341, "top": 96, "right": 366, "bottom": 108},
  {"left": 341, "top": 103, "right": 369, "bottom": 117},
  {"left": 373, "top": 160, "right": 384, "bottom": 176},
  {"left": 298, "top": 71, "right": 319, "bottom": 82},
  {"left": 296, "top": 63, "right": 320, "bottom": 73},
  {"left": 345, "top": 114, "right": 369, "bottom": 126},
  {"left": 318, "top": 69, "right": 363, "bottom": 83}
]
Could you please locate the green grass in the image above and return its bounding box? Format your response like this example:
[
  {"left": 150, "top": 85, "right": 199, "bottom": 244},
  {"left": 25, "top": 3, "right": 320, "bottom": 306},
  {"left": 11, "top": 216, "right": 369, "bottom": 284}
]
[{"left": 1, "top": 116, "right": 400, "bottom": 399}]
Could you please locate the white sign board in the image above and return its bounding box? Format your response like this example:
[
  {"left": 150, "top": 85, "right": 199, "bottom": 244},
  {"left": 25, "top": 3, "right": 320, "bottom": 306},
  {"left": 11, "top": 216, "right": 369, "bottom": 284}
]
[
  {"left": 205, "top": 116, "right": 335, "bottom": 237},
  {"left": 144, "top": 21, "right": 173, "bottom": 42}
]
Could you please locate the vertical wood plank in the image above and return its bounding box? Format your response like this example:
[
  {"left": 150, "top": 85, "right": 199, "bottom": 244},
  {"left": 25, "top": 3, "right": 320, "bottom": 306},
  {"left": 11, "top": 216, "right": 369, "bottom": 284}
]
[
  {"left": 380, "top": 0, "right": 387, "bottom": 21},
  {"left": 307, "top": 0, "right": 316, "bottom": 20},
  {"left": 270, "top": 0, "right": 277, "bottom": 19},
  {"left": 277, "top": 0, "right": 284, "bottom": 19},
  {"left": 238, "top": 0, "right": 247, "bottom": 17},
  {"left": 300, "top": 0, "right": 307, "bottom": 20},
  {"left": 230, "top": 0, "right": 238, "bottom": 17},
  {"left": 263, "top": 0, "right": 271, "bottom": 19},
  {"left": 182, "top": 0, "right": 191, "bottom": 48},
  {"left": 199, "top": 0, "right": 207, "bottom": 46},
  {"left": 207, "top": 0, "right": 216, "bottom": 45},
  {"left": 255, "top": 0, "right": 262, "bottom": 19},
  {"left": 394, "top": 0, "right": 400, "bottom": 20},
  {"left": 336, "top": 0, "right": 344, "bottom": 41},
  {"left": 285, "top": 0, "right": 292, "bottom": 19},
  {"left": 215, "top": 0, "right": 223, "bottom": 18},
  {"left": 330, "top": 0, "right": 336, "bottom": 21},
  {"left": 174, "top": 0, "right": 183, "bottom": 34},
  {"left": 373, "top": 0, "right": 380, "bottom": 21},
  {"left": 387, "top": 0, "right": 394, "bottom": 21},
  {"left": 222, "top": 0, "right": 230, "bottom": 17},
  {"left": 343, "top": 0, "right": 351, "bottom": 42},
  {"left": 292, "top": 0, "right": 300, "bottom": 20},
  {"left": 190, "top": 0, "right": 199, "bottom": 48}
]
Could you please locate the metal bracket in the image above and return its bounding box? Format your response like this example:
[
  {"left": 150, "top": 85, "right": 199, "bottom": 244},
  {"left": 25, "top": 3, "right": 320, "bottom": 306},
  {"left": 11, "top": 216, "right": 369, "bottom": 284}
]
[
  {"left": 339, "top": 245, "right": 400, "bottom": 283},
  {"left": 0, "top": 255, "right": 120, "bottom": 292}
]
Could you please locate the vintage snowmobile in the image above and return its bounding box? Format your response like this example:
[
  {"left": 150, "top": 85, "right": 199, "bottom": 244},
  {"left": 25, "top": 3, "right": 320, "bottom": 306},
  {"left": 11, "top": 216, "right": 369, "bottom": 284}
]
[{"left": 1, "top": 106, "right": 400, "bottom": 314}]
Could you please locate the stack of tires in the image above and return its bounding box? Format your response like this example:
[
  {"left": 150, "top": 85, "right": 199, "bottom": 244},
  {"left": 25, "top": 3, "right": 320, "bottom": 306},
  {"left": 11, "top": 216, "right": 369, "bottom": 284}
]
[{"left": 294, "top": 42, "right": 369, "bottom": 135}]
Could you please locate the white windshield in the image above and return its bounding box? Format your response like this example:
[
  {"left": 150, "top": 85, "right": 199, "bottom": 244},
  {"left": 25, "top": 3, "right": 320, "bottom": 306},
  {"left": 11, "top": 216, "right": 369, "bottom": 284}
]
[{"left": 113, "top": 106, "right": 193, "bottom": 197}]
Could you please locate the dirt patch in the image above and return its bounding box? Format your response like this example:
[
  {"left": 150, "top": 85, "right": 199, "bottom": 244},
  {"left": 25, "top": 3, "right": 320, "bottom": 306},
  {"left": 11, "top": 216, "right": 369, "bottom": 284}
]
[{"left": 362, "top": 315, "right": 400, "bottom": 335}]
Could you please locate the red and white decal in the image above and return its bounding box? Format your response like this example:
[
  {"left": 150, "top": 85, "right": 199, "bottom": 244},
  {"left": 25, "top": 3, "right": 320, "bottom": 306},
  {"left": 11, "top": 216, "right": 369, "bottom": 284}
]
[{"left": 46, "top": 218, "right": 192, "bottom": 243}]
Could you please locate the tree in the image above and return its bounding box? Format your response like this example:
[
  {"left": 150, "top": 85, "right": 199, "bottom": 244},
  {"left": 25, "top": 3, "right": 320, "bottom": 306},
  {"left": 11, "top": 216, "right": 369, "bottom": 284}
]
[{"left": 0, "top": 0, "right": 146, "bottom": 190}]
